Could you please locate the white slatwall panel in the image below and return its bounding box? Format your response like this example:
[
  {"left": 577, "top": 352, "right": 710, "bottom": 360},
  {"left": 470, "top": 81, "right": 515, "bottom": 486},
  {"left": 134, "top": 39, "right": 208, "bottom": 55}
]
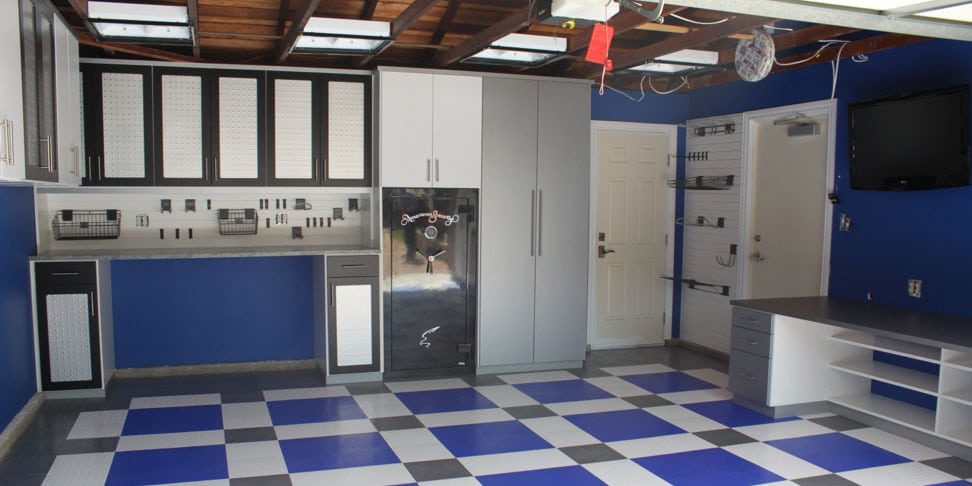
[
  {"left": 679, "top": 114, "right": 743, "bottom": 353},
  {"left": 36, "top": 187, "right": 374, "bottom": 254}
]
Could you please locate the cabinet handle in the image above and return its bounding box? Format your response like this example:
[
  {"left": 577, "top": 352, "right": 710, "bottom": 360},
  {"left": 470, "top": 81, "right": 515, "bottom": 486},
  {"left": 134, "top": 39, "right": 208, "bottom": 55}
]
[
  {"left": 71, "top": 146, "right": 79, "bottom": 176},
  {"left": 97, "top": 156, "right": 102, "bottom": 182},
  {"left": 204, "top": 157, "right": 209, "bottom": 181},
  {"left": 530, "top": 190, "right": 536, "bottom": 257},
  {"left": 51, "top": 272, "right": 80, "bottom": 276},
  {"left": 40, "top": 136, "right": 54, "bottom": 172},
  {"left": 744, "top": 338, "right": 760, "bottom": 345},
  {"left": 537, "top": 190, "right": 543, "bottom": 257},
  {"left": 330, "top": 283, "right": 336, "bottom": 308},
  {"left": 426, "top": 159, "right": 431, "bottom": 182},
  {"left": 89, "top": 292, "right": 95, "bottom": 317},
  {"left": 435, "top": 158, "right": 440, "bottom": 182},
  {"left": 738, "top": 371, "right": 757, "bottom": 381},
  {"left": 740, "top": 317, "right": 760, "bottom": 323},
  {"left": 0, "top": 119, "right": 12, "bottom": 166},
  {"left": 87, "top": 156, "right": 92, "bottom": 180},
  {"left": 341, "top": 264, "right": 366, "bottom": 268}
]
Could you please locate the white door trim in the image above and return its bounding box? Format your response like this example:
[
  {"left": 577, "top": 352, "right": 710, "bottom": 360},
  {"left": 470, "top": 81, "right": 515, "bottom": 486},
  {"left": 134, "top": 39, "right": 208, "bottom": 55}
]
[
  {"left": 738, "top": 99, "right": 837, "bottom": 299},
  {"left": 588, "top": 121, "right": 678, "bottom": 348}
]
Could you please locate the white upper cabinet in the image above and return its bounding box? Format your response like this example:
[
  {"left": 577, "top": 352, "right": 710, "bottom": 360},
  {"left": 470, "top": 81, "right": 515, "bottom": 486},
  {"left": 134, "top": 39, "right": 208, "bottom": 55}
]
[
  {"left": 0, "top": 0, "right": 26, "bottom": 181},
  {"left": 379, "top": 70, "right": 481, "bottom": 188},
  {"left": 55, "top": 18, "right": 82, "bottom": 186}
]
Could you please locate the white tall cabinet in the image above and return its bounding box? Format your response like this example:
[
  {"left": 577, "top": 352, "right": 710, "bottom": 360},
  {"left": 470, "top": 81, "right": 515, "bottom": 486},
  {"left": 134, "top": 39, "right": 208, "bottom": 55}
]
[
  {"left": 0, "top": 0, "right": 26, "bottom": 181},
  {"left": 54, "top": 18, "right": 82, "bottom": 186},
  {"left": 478, "top": 76, "right": 591, "bottom": 371},
  {"left": 379, "top": 69, "right": 482, "bottom": 188}
]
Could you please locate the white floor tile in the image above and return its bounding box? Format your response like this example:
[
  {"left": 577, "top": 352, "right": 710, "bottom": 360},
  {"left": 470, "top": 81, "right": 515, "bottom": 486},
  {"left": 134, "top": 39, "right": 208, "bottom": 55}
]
[
  {"left": 225, "top": 441, "right": 288, "bottom": 478},
  {"left": 842, "top": 428, "right": 951, "bottom": 461},
  {"left": 353, "top": 393, "right": 412, "bottom": 419},
  {"left": 380, "top": 428, "right": 454, "bottom": 463},
  {"left": 607, "top": 433, "right": 713, "bottom": 459},
  {"left": 162, "top": 480, "right": 230, "bottom": 486},
  {"left": 682, "top": 368, "right": 729, "bottom": 388},
  {"left": 600, "top": 364, "right": 676, "bottom": 376},
  {"left": 497, "top": 371, "right": 578, "bottom": 385},
  {"left": 115, "top": 430, "right": 225, "bottom": 452},
  {"left": 644, "top": 404, "right": 725, "bottom": 433},
  {"left": 838, "top": 462, "right": 960, "bottom": 486},
  {"left": 290, "top": 463, "right": 414, "bottom": 486},
  {"left": 546, "top": 398, "right": 637, "bottom": 416},
  {"left": 724, "top": 442, "right": 830, "bottom": 480},
  {"left": 42, "top": 452, "right": 113, "bottom": 486},
  {"left": 220, "top": 402, "right": 272, "bottom": 430},
  {"left": 584, "top": 376, "right": 653, "bottom": 397},
  {"left": 417, "top": 408, "right": 514, "bottom": 428},
  {"left": 473, "top": 385, "right": 539, "bottom": 408},
  {"left": 520, "top": 416, "right": 599, "bottom": 448},
  {"left": 417, "top": 477, "right": 481, "bottom": 486},
  {"left": 67, "top": 410, "right": 128, "bottom": 439},
  {"left": 583, "top": 459, "right": 671, "bottom": 485},
  {"left": 658, "top": 387, "right": 733, "bottom": 404},
  {"left": 385, "top": 378, "right": 470, "bottom": 393},
  {"left": 129, "top": 393, "right": 221, "bottom": 409},
  {"left": 274, "top": 419, "right": 375, "bottom": 440},
  {"left": 735, "top": 419, "right": 833, "bottom": 442},
  {"left": 263, "top": 386, "right": 348, "bottom": 402},
  {"left": 459, "top": 449, "right": 574, "bottom": 476}
]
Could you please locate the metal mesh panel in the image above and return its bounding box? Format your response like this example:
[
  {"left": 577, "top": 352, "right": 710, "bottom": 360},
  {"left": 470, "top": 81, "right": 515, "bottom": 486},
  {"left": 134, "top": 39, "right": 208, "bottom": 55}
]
[
  {"left": 161, "top": 74, "right": 203, "bottom": 179},
  {"left": 335, "top": 284, "right": 373, "bottom": 367},
  {"left": 101, "top": 72, "right": 145, "bottom": 178},
  {"left": 273, "top": 79, "right": 314, "bottom": 180},
  {"left": 46, "top": 293, "right": 93, "bottom": 383},
  {"left": 328, "top": 81, "right": 365, "bottom": 180},
  {"left": 218, "top": 77, "right": 259, "bottom": 179}
]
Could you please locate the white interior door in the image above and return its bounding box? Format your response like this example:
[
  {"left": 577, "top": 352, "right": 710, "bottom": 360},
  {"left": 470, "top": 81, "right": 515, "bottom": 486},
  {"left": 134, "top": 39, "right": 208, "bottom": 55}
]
[
  {"left": 744, "top": 101, "right": 834, "bottom": 299},
  {"left": 593, "top": 125, "right": 673, "bottom": 348}
]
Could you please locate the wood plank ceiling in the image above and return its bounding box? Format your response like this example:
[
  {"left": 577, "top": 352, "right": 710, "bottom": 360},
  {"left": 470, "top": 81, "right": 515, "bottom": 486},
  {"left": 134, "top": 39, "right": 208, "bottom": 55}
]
[{"left": 51, "top": 0, "right": 932, "bottom": 92}]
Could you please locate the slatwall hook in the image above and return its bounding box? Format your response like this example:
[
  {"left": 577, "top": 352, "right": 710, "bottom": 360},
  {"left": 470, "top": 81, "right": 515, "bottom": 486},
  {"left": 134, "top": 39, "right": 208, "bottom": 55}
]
[
  {"left": 694, "top": 122, "right": 736, "bottom": 137},
  {"left": 676, "top": 216, "right": 725, "bottom": 228},
  {"left": 716, "top": 244, "right": 737, "bottom": 268},
  {"left": 669, "top": 151, "right": 709, "bottom": 161}
]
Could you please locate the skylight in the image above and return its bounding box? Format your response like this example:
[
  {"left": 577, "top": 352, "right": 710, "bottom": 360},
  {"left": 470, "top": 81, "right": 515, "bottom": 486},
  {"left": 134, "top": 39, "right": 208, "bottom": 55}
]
[
  {"left": 87, "top": 1, "right": 191, "bottom": 44},
  {"left": 629, "top": 49, "right": 720, "bottom": 74},
  {"left": 293, "top": 18, "right": 391, "bottom": 55},
  {"left": 466, "top": 33, "right": 568, "bottom": 66}
]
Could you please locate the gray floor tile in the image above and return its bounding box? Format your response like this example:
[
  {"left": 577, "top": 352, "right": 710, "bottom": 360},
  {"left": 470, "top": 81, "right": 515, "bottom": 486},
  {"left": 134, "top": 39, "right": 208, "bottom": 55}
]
[
  {"left": 794, "top": 474, "right": 860, "bottom": 486},
  {"left": 693, "top": 428, "right": 756, "bottom": 447},
  {"left": 809, "top": 415, "right": 868, "bottom": 432},
  {"left": 567, "top": 367, "right": 611, "bottom": 378},
  {"left": 922, "top": 456, "right": 972, "bottom": 478},
  {"left": 462, "top": 374, "right": 505, "bottom": 386},
  {"left": 225, "top": 427, "right": 277, "bottom": 444},
  {"left": 230, "top": 474, "right": 293, "bottom": 486},
  {"left": 504, "top": 405, "right": 557, "bottom": 419},
  {"left": 559, "top": 444, "right": 625, "bottom": 464},
  {"left": 345, "top": 382, "right": 391, "bottom": 395},
  {"left": 623, "top": 394, "right": 672, "bottom": 408},
  {"left": 404, "top": 458, "right": 471, "bottom": 482},
  {"left": 371, "top": 415, "right": 424, "bottom": 431}
]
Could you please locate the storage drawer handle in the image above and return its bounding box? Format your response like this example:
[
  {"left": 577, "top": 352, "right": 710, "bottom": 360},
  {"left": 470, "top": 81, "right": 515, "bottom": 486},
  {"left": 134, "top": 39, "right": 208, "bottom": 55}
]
[
  {"left": 737, "top": 371, "right": 757, "bottom": 381},
  {"left": 744, "top": 338, "right": 760, "bottom": 345},
  {"left": 340, "top": 264, "right": 366, "bottom": 268},
  {"left": 739, "top": 317, "right": 761, "bottom": 323},
  {"left": 51, "top": 272, "right": 81, "bottom": 277}
]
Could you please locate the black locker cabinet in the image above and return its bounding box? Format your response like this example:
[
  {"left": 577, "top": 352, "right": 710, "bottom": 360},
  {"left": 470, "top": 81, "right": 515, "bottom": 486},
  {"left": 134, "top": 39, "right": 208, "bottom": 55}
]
[{"left": 34, "top": 261, "right": 102, "bottom": 390}]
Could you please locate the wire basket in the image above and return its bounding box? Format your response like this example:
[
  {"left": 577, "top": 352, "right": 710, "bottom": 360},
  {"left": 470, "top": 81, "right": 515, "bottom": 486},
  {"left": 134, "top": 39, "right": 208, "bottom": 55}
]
[
  {"left": 51, "top": 210, "right": 121, "bottom": 240},
  {"left": 667, "top": 175, "right": 735, "bottom": 190},
  {"left": 217, "top": 208, "right": 258, "bottom": 236}
]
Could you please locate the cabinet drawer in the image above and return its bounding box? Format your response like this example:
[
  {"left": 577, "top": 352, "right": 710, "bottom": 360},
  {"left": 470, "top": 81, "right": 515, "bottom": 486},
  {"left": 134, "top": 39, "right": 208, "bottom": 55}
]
[
  {"left": 732, "top": 307, "right": 773, "bottom": 333},
  {"left": 731, "top": 325, "right": 772, "bottom": 357},
  {"left": 35, "top": 261, "right": 96, "bottom": 287},
  {"left": 327, "top": 255, "right": 378, "bottom": 277},
  {"left": 729, "top": 350, "right": 770, "bottom": 404}
]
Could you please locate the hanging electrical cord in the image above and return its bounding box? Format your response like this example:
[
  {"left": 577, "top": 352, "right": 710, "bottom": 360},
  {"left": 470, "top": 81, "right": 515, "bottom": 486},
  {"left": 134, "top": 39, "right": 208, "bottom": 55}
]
[
  {"left": 606, "top": 76, "right": 649, "bottom": 101},
  {"left": 830, "top": 40, "right": 849, "bottom": 99},
  {"left": 648, "top": 75, "right": 689, "bottom": 95},
  {"left": 669, "top": 12, "right": 727, "bottom": 25},
  {"left": 774, "top": 39, "right": 848, "bottom": 67}
]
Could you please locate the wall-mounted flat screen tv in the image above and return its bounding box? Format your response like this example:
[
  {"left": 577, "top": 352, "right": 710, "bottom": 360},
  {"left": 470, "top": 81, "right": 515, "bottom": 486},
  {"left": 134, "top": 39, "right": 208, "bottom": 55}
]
[{"left": 849, "top": 84, "right": 970, "bottom": 191}]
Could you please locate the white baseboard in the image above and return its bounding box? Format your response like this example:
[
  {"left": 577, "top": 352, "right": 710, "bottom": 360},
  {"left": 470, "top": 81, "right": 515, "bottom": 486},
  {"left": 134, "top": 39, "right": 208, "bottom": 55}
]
[
  {"left": 591, "top": 338, "right": 663, "bottom": 350},
  {"left": 0, "top": 393, "right": 44, "bottom": 462}
]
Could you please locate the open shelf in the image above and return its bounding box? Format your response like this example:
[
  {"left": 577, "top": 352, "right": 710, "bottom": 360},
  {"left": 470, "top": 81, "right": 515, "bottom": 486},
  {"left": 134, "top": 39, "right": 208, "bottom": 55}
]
[
  {"left": 830, "top": 360, "right": 939, "bottom": 394},
  {"left": 830, "top": 393, "right": 936, "bottom": 432},
  {"left": 940, "top": 427, "right": 972, "bottom": 447},
  {"left": 943, "top": 355, "right": 972, "bottom": 372},
  {"left": 831, "top": 332, "right": 941, "bottom": 363},
  {"left": 940, "top": 388, "right": 972, "bottom": 407}
]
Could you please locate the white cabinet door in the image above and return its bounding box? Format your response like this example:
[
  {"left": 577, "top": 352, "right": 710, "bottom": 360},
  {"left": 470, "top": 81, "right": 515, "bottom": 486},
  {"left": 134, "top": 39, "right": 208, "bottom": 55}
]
[
  {"left": 0, "top": 0, "right": 26, "bottom": 181},
  {"left": 214, "top": 74, "right": 262, "bottom": 183},
  {"left": 157, "top": 71, "right": 207, "bottom": 183},
  {"left": 379, "top": 70, "right": 433, "bottom": 187},
  {"left": 270, "top": 75, "right": 318, "bottom": 184},
  {"left": 432, "top": 75, "right": 481, "bottom": 188},
  {"left": 55, "top": 19, "right": 82, "bottom": 185}
]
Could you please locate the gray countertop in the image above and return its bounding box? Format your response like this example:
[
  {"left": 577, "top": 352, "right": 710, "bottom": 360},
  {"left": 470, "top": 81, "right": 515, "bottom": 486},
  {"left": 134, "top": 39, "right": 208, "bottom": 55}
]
[
  {"left": 731, "top": 296, "right": 972, "bottom": 353},
  {"left": 32, "top": 245, "right": 380, "bottom": 261}
]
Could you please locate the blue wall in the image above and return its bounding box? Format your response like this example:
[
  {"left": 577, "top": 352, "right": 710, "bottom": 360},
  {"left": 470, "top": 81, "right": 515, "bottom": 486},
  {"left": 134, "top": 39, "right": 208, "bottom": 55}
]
[
  {"left": 0, "top": 186, "right": 37, "bottom": 430},
  {"left": 111, "top": 256, "right": 315, "bottom": 368},
  {"left": 691, "top": 39, "right": 972, "bottom": 317},
  {"left": 591, "top": 86, "right": 689, "bottom": 124}
]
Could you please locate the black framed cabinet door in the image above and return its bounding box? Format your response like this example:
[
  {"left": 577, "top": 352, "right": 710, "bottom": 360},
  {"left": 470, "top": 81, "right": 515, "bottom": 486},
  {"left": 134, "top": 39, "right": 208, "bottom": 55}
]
[
  {"left": 36, "top": 285, "right": 101, "bottom": 390},
  {"left": 328, "top": 275, "right": 380, "bottom": 374},
  {"left": 212, "top": 71, "right": 266, "bottom": 186}
]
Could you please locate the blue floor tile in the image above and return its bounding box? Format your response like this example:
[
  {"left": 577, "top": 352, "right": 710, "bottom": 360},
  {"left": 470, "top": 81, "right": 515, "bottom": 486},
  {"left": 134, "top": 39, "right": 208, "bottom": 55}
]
[
  {"left": 565, "top": 409, "right": 684, "bottom": 442},
  {"left": 106, "top": 445, "right": 227, "bottom": 485},
  {"left": 395, "top": 387, "right": 497, "bottom": 414},
  {"left": 767, "top": 432, "right": 910, "bottom": 473},
  {"left": 431, "top": 421, "right": 552, "bottom": 457},
  {"left": 121, "top": 405, "right": 223, "bottom": 436},
  {"left": 635, "top": 448, "right": 783, "bottom": 485},
  {"left": 621, "top": 371, "right": 719, "bottom": 394},
  {"left": 513, "top": 379, "right": 613, "bottom": 404},
  {"left": 684, "top": 400, "right": 797, "bottom": 427},
  {"left": 267, "top": 396, "right": 367, "bottom": 426},
  {"left": 478, "top": 465, "right": 605, "bottom": 485},
  {"left": 279, "top": 432, "right": 399, "bottom": 472}
]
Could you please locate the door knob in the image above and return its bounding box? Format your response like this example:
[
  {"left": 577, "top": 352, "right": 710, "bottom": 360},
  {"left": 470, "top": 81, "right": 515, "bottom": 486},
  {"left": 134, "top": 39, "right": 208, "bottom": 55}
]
[
  {"left": 598, "top": 245, "right": 615, "bottom": 258},
  {"left": 752, "top": 251, "right": 765, "bottom": 262}
]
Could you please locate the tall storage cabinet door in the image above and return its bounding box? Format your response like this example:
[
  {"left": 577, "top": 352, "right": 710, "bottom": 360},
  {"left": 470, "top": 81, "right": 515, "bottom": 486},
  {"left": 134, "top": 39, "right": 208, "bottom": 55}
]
[
  {"left": 269, "top": 74, "right": 319, "bottom": 185},
  {"left": 213, "top": 72, "right": 265, "bottom": 185},
  {"left": 478, "top": 77, "right": 538, "bottom": 367},
  {"left": 55, "top": 19, "right": 82, "bottom": 185},
  {"left": 431, "top": 75, "right": 481, "bottom": 188},
  {"left": 534, "top": 81, "right": 591, "bottom": 363},
  {"left": 325, "top": 77, "right": 371, "bottom": 186},
  {"left": 156, "top": 70, "right": 209, "bottom": 185},
  {"left": 379, "top": 71, "right": 433, "bottom": 187},
  {"left": 82, "top": 65, "right": 153, "bottom": 185},
  {"left": 0, "top": 0, "right": 26, "bottom": 181}
]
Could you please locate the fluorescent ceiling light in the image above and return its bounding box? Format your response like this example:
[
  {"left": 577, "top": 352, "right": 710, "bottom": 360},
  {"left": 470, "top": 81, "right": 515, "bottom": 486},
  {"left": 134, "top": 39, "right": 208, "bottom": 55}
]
[
  {"left": 630, "top": 62, "right": 700, "bottom": 73},
  {"left": 917, "top": 4, "right": 972, "bottom": 22},
  {"left": 551, "top": 0, "right": 620, "bottom": 22},
  {"left": 87, "top": 1, "right": 191, "bottom": 43},
  {"left": 794, "top": 0, "right": 918, "bottom": 8},
  {"left": 795, "top": 0, "right": 972, "bottom": 20},
  {"left": 629, "top": 49, "right": 720, "bottom": 73},
  {"left": 294, "top": 17, "right": 391, "bottom": 54},
  {"left": 466, "top": 33, "right": 567, "bottom": 66}
]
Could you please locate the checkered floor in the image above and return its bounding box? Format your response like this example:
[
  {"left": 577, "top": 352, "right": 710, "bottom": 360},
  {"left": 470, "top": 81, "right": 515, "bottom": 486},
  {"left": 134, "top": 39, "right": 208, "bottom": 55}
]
[{"left": 17, "top": 363, "right": 972, "bottom": 485}]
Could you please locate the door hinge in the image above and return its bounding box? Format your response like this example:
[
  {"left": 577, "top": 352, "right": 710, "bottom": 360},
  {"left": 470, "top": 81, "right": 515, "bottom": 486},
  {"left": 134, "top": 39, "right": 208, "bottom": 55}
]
[
  {"left": 663, "top": 312, "right": 666, "bottom": 324},
  {"left": 664, "top": 233, "right": 669, "bottom": 246}
]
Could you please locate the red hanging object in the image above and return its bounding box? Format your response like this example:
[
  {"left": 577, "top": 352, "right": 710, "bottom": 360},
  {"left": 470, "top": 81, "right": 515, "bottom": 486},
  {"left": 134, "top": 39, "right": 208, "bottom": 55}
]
[{"left": 585, "top": 22, "right": 614, "bottom": 68}]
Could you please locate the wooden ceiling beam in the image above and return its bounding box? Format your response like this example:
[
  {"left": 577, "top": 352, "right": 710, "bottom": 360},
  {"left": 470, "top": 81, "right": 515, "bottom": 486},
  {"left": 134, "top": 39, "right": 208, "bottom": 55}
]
[
  {"left": 355, "top": 0, "right": 439, "bottom": 68},
  {"left": 188, "top": 0, "right": 201, "bottom": 58},
  {"left": 66, "top": 0, "right": 88, "bottom": 17},
  {"left": 276, "top": 0, "right": 290, "bottom": 37},
  {"left": 688, "top": 33, "right": 927, "bottom": 90},
  {"left": 567, "top": 14, "right": 774, "bottom": 78},
  {"left": 567, "top": 5, "right": 690, "bottom": 54},
  {"left": 77, "top": 31, "right": 204, "bottom": 63},
  {"left": 360, "top": 0, "right": 379, "bottom": 20},
  {"left": 274, "top": 0, "right": 320, "bottom": 63},
  {"left": 432, "top": 5, "right": 534, "bottom": 67}
]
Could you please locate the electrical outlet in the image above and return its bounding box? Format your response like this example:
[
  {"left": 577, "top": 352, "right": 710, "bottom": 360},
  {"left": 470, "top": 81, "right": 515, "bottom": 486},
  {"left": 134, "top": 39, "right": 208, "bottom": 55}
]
[{"left": 907, "top": 279, "right": 922, "bottom": 298}]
